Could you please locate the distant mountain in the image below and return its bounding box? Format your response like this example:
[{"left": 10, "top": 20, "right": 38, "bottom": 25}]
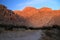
[{"left": 0, "top": 4, "right": 60, "bottom": 28}]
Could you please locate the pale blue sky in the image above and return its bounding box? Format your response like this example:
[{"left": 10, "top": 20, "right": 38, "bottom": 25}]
[{"left": 0, "top": 0, "right": 60, "bottom": 10}]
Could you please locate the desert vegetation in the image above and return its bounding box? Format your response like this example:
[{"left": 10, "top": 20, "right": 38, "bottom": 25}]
[
  {"left": 0, "top": 24, "right": 60, "bottom": 31},
  {"left": 0, "top": 24, "right": 60, "bottom": 40}
]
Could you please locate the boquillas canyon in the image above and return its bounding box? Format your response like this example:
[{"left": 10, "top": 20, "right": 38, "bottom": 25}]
[{"left": 0, "top": 4, "right": 60, "bottom": 28}]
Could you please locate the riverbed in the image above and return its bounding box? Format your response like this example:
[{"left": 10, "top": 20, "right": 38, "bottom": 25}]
[{"left": 0, "top": 28, "right": 60, "bottom": 40}]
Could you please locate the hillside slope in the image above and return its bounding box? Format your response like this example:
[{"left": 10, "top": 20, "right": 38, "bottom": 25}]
[{"left": 0, "top": 4, "right": 60, "bottom": 28}]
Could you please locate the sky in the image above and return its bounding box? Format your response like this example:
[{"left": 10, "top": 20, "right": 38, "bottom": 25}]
[{"left": 0, "top": 0, "right": 60, "bottom": 10}]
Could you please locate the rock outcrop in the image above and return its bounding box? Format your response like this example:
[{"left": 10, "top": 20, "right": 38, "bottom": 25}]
[
  {"left": 0, "top": 4, "right": 26, "bottom": 26},
  {"left": 12, "top": 6, "right": 60, "bottom": 28},
  {"left": 0, "top": 4, "right": 60, "bottom": 28}
]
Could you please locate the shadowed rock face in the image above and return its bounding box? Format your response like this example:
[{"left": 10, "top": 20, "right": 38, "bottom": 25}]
[
  {"left": 0, "top": 4, "right": 60, "bottom": 28},
  {"left": 0, "top": 4, "right": 27, "bottom": 26},
  {"left": 0, "top": 4, "right": 7, "bottom": 9}
]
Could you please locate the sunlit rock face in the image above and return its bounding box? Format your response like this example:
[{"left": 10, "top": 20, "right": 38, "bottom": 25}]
[
  {"left": 15, "top": 7, "right": 60, "bottom": 27},
  {"left": 26, "top": 8, "right": 53, "bottom": 27},
  {"left": 14, "top": 7, "right": 39, "bottom": 18},
  {"left": 0, "top": 4, "right": 60, "bottom": 28},
  {"left": 14, "top": 7, "right": 60, "bottom": 28},
  {"left": 10, "top": 7, "right": 60, "bottom": 28}
]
